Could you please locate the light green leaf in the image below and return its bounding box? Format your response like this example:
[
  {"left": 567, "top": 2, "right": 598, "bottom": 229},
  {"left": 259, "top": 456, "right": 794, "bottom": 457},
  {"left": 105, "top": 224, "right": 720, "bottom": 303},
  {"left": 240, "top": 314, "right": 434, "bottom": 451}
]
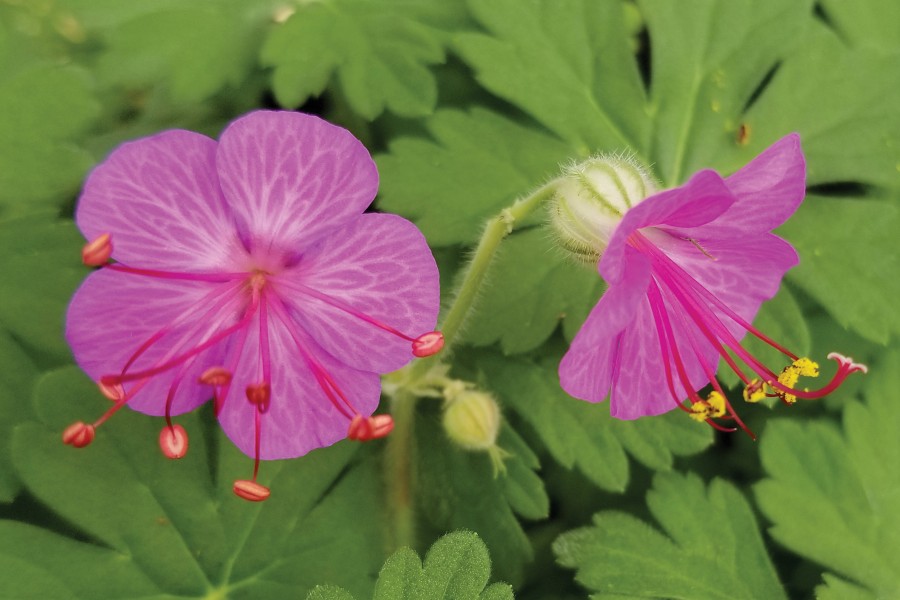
[
  {"left": 743, "top": 24, "right": 900, "bottom": 192},
  {"left": 312, "top": 531, "right": 513, "bottom": 600},
  {"left": 95, "top": 2, "right": 275, "bottom": 103},
  {"left": 555, "top": 472, "right": 787, "bottom": 599},
  {"left": 462, "top": 229, "right": 604, "bottom": 353},
  {"left": 377, "top": 108, "right": 572, "bottom": 246},
  {"left": 4, "top": 366, "right": 387, "bottom": 599},
  {"left": 454, "top": 0, "right": 648, "bottom": 155},
  {"left": 754, "top": 351, "right": 900, "bottom": 599},
  {"left": 816, "top": 574, "right": 873, "bottom": 600},
  {"left": 263, "top": 0, "right": 466, "bottom": 118},
  {"left": 416, "top": 406, "right": 548, "bottom": 586},
  {"left": 780, "top": 196, "right": 900, "bottom": 344},
  {"left": 474, "top": 351, "right": 713, "bottom": 492},
  {"left": 639, "top": 0, "right": 813, "bottom": 184},
  {"left": 0, "top": 215, "right": 86, "bottom": 364},
  {"left": 818, "top": 0, "right": 900, "bottom": 50},
  {"left": 0, "top": 65, "right": 98, "bottom": 211}
]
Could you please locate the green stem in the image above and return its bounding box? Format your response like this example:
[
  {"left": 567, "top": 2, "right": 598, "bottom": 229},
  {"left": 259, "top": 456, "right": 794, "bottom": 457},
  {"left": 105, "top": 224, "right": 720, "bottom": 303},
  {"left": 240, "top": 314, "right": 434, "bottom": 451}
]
[{"left": 383, "top": 179, "right": 558, "bottom": 551}]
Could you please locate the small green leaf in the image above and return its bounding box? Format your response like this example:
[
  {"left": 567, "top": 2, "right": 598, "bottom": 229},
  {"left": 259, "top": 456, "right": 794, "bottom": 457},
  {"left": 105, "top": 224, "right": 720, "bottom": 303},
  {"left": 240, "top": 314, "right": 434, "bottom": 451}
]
[
  {"left": 462, "top": 229, "right": 604, "bottom": 353},
  {"left": 308, "top": 584, "right": 358, "bottom": 600},
  {"left": 474, "top": 351, "right": 712, "bottom": 492},
  {"left": 754, "top": 351, "right": 900, "bottom": 598},
  {"left": 377, "top": 108, "right": 572, "bottom": 246},
  {"left": 416, "top": 407, "right": 548, "bottom": 585},
  {"left": 263, "top": 0, "right": 465, "bottom": 118},
  {"left": 4, "top": 366, "right": 387, "bottom": 599},
  {"left": 555, "top": 472, "right": 787, "bottom": 599}
]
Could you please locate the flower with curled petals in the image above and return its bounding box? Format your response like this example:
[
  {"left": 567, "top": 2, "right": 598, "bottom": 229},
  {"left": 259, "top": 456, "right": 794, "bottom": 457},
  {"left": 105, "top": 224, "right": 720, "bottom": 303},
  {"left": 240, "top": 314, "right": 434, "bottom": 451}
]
[
  {"left": 64, "top": 110, "right": 442, "bottom": 500},
  {"left": 554, "top": 134, "right": 866, "bottom": 436}
]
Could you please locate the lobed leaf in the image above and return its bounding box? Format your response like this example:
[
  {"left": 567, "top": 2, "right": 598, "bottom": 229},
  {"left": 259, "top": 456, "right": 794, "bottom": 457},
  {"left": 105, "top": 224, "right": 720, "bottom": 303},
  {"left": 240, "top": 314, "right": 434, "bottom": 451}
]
[
  {"left": 555, "top": 472, "right": 787, "bottom": 599},
  {"left": 754, "top": 351, "right": 900, "bottom": 598}
]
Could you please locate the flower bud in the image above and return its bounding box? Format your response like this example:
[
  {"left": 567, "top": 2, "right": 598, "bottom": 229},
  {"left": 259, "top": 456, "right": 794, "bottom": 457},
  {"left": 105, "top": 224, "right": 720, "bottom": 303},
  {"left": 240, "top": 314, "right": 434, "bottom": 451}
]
[
  {"left": 442, "top": 390, "right": 501, "bottom": 452},
  {"left": 549, "top": 155, "right": 658, "bottom": 263}
]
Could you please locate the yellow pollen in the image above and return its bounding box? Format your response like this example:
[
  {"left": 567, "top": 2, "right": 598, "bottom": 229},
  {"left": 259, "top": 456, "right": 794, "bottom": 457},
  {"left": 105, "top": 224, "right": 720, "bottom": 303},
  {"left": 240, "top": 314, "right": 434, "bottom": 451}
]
[
  {"left": 689, "top": 402, "right": 711, "bottom": 422},
  {"left": 776, "top": 358, "right": 820, "bottom": 404},
  {"left": 706, "top": 391, "right": 726, "bottom": 418},
  {"left": 743, "top": 379, "right": 767, "bottom": 403}
]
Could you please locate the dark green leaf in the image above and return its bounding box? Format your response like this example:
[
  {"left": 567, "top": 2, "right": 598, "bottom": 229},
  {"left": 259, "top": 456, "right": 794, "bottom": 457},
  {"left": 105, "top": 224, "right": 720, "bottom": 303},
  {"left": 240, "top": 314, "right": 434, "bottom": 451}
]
[{"left": 555, "top": 472, "right": 787, "bottom": 599}]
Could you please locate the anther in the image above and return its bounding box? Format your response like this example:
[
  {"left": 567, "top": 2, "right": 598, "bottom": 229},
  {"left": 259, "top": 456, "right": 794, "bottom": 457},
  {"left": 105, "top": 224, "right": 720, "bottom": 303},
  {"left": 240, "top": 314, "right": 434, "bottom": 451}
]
[
  {"left": 412, "top": 331, "right": 444, "bottom": 357},
  {"left": 233, "top": 479, "right": 270, "bottom": 502},
  {"left": 347, "top": 414, "right": 394, "bottom": 441},
  {"left": 245, "top": 383, "right": 271, "bottom": 412},
  {"left": 98, "top": 380, "right": 125, "bottom": 401},
  {"left": 743, "top": 379, "right": 767, "bottom": 403},
  {"left": 82, "top": 233, "right": 113, "bottom": 266},
  {"left": 159, "top": 424, "right": 189, "bottom": 459},
  {"left": 62, "top": 421, "right": 95, "bottom": 448},
  {"left": 199, "top": 366, "right": 232, "bottom": 386}
]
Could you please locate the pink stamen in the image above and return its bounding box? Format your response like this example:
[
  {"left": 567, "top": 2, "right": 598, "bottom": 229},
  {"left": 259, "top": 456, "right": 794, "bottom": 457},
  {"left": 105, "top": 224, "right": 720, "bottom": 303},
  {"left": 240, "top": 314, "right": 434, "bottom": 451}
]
[
  {"left": 104, "top": 263, "right": 247, "bottom": 283},
  {"left": 82, "top": 233, "right": 113, "bottom": 266},
  {"left": 159, "top": 424, "right": 189, "bottom": 459},
  {"left": 62, "top": 421, "right": 95, "bottom": 448},
  {"left": 348, "top": 414, "right": 395, "bottom": 441}
]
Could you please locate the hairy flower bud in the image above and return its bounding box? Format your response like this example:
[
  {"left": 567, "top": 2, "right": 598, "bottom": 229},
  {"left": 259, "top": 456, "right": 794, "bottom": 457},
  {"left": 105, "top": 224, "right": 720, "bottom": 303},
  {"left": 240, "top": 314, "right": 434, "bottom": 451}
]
[
  {"left": 442, "top": 390, "right": 501, "bottom": 452},
  {"left": 549, "top": 155, "right": 658, "bottom": 263}
]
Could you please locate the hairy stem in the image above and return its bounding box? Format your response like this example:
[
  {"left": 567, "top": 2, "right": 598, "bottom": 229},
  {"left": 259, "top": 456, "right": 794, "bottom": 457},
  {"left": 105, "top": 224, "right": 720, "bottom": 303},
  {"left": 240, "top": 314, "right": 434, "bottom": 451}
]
[{"left": 383, "top": 180, "right": 558, "bottom": 551}]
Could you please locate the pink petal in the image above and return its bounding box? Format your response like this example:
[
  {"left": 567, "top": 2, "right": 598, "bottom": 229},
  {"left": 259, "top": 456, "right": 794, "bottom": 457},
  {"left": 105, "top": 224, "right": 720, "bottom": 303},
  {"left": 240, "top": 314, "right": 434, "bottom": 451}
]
[
  {"left": 65, "top": 270, "right": 231, "bottom": 416},
  {"left": 215, "top": 111, "right": 378, "bottom": 256},
  {"left": 216, "top": 309, "right": 381, "bottom": 460},
  {"left": 608, "top": 287, "right": 713, "bottom": 419},
  {"left": 601, "top": 170, "right": 735, "bottom": 284},
  {"left": 76, "top": 130, "right": 242, "bottom": 271},
  {"left": 559, "top": 247, "right": 650, "bottom": 404},
  {"left": 719, "top": 133, "right": 805, "bottom": 235},
  {"left": 276, "top": 213, "right": 440, "bottom": 374},
  {"left": 655, "top": 232, "right": 798, "bottom": 339}
]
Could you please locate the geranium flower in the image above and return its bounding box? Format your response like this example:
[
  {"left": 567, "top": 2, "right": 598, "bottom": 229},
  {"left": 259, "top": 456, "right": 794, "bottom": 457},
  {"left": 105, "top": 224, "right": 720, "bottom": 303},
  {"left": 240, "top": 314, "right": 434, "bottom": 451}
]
[
  {"left": 556, "top": 134, "right": 866, "bottom": 436},
  {"left": 64, "top": 110, "right": 442, "bottom": 500}
]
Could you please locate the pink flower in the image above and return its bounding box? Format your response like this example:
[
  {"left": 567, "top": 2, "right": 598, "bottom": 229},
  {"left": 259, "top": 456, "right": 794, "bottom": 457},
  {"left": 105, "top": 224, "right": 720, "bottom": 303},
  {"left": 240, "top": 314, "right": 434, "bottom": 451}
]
[
  {"left": 64, "top": 110, "right": 442, "bottom": 500},
  {"left": 558, "top": 134, "right": 866, "bottom": 436}
]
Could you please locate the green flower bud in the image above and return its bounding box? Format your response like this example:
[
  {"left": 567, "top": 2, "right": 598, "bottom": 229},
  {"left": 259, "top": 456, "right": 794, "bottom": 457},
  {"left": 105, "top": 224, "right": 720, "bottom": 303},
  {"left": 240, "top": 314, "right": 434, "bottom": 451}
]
[
  {"left": 442, "top": 390, "right": 501, "bottom": 452},
  {"left": 549, "top": 155, "right": 658, "bottom": 264}
]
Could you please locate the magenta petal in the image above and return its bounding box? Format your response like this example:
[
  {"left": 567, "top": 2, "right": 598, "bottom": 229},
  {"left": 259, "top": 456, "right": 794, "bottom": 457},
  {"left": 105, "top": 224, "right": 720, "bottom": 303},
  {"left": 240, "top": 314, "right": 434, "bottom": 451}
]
[
  {"left": 216, "top": 313, "right": 380, "bottom": 460},
  {"left": 216, "top": 111, "right": 378, "bottom": 255},
  {"left": 601, "top": 170, "right": 735, "bottom": 284},
  {"left": 277, "top": 213, "right": 440, "bottom": 373},
  {"left": 559, "top": 247, "right": 650, "bottom": 403},
  {"left": 65, "top": 270, "right": 228, "bottom": 416},
  {"left": 608, "top": 289, "right": 712, "bottom": 419},
  {"left": 76, "top": 130, "right": 241, "bottom": 271},
  {"left": 716, "top": 134, "right": 806, "bottom": 235}
]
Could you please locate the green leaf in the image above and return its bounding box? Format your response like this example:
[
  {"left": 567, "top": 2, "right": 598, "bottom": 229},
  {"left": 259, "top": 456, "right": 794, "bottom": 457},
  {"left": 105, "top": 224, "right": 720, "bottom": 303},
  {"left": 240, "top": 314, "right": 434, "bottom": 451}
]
[
  {"left": 555, "top": 472, "right": 787, "bottom": 599},
  {"left": 0, "top": 64, "right": 98, "bottom": 212},
  {"left": 416, "top": 405, "right": 548, "bottom": 586},
  {"left": 743, "top": 24, "right": 900, "bottom": 192},
  {"left": 4, "top": 366, "right": 387, "bottom": 599},
  {"left": 818, "top": 0, "right": 900, "bottom": 50},
  {"left": 311, "top": 531, "right": 514, "bottom": 600},
  {"left": 780, "top": 196, "right": 900, "bottom": 344},
  {"left": 474, "top": 351, "right": 713, "bottom": 492},
  {"left": 462, "top": 229, "right": 604, "bottom": 353},
  {"left": 638, "top": 0, "right": 813, "bottom": 185},
  {"left": 263, "top": 0, "right": 466, "bottom": 118},
  {"left": 377, "top": 108, "right": 573, "bottom": 246},
  {"left": 0, "top": 215, "right": 86, "bottom": 364},
  {"left": 454, "top": 0, "right": 648, "bottom": 155},
  {"left": 95, "top": 3, "right": 273, "bottom": 104},
  {"left": 0, "top": 329, "right": 39, "bottom": 502},
  {"left": 754, "top": 351, "right": 900, "bottom": 599}
]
